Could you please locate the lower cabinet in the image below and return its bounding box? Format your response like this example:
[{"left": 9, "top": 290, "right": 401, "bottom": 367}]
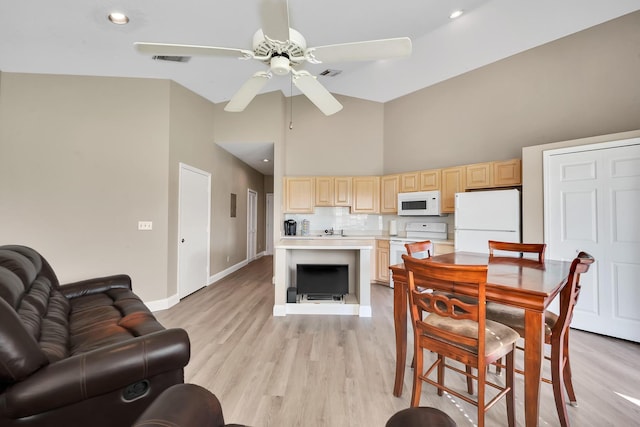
[{"left": 375, "top": 239, "right": 390, "bottom": 284}]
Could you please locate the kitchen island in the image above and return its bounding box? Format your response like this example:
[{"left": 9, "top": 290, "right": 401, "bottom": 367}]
[{"left": 273, "top": 238, "right": 374, "bottom": 317}]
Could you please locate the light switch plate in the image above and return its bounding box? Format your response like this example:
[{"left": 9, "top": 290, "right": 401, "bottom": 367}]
[{"left": 138, "top": 221, "right": 153, "bottom": 231}]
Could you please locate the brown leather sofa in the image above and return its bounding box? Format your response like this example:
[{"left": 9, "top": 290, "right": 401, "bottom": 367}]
[
  {"left": 133, "top": 384, "right": 247, "bottom": 427},
  {"left": 0, "top": 245, "right": 191, "bottom": 427}
]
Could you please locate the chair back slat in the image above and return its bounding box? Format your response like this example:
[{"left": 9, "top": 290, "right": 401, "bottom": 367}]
[
  {"left": 405, "top": 240, "right": 433, "bottom": 259},
  {"left": 488, "top": 240, "right": 546, "bottom": 263}
]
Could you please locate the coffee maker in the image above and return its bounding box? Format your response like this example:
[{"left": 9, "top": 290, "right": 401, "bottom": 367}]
[{"left": 284, "top": 219, "right": 297, "bottom": 236}]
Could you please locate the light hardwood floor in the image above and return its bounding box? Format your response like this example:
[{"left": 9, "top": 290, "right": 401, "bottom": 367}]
[{"left": 154, "top": 256, "right": 640, "bottom": 427}]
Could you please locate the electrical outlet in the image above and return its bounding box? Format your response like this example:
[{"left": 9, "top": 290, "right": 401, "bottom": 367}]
[
  {"left": 226, "top": 255, "right": 230, "bottom": 262},
  {"left": 138, "top": 221, "right": 153, "bottom": 231}
]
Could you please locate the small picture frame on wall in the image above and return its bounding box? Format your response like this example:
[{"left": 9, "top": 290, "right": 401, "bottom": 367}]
[{"left": 230, "top": 193, "right": 236, "bottom": 218}]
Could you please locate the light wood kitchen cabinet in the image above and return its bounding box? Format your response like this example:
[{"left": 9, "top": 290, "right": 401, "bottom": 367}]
[
  {"left": 420, "top": 169, "right": 441, "bottom": 191},
  {"left": 352, "top": 176, "right": 380, "bottom": 213},
  {"left": 334, "top": 176, "right": 352, "bottom": 206},
  {"left": 465, "top": 162, "right": 493, "bottom": 189},
  {"left": 283, "top": 176, "right": 315, "bottom": 213},
  {"left": 380, "top": 175, "right": 400, "bottom": 214},
  {"left": 465, "top": 159, "right": 521, "bottom": 189},
  {"left": 441, "top": 166, "right": 465, "bottom": 213},
  {"left": 375, "top": 239, "right": 390, "bottom": 283},
  {"left": 400, "top": 172, "right": 420, "bottom": 192},
  {"left": 493, "top": 159, "right": 521, "bottom": 187},
  {"left": 315, "top": 177, "right": 333, "bottom": 206},
  {"left": 315, "top": 176, "right": 352, "bottom": 207}
]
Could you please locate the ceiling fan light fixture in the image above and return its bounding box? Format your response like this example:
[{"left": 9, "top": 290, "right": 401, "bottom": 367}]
[
  {"left": 270, "top": 55, "right": 290, "bottom": 75},
  {"left": 108, "top": 12, "right": 129, "bottom": 25}
]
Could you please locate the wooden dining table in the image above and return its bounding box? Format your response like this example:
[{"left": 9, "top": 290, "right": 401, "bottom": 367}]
[{"left": 390, "top": 251, "right": 574, "bottom": 427}]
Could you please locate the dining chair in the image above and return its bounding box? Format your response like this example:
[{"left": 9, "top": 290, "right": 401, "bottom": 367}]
[
  {"left": 402, "top": 254, "right": 519, "bottom": 427},
  {"left": 486, "top": 240, "right": 547, "bottom": 375},
  {"left": 488, "top": 240, "right": 546, "bottom": 263},
  {"left": 486, "top": 251, "right": 595, "bottom": 427},
  {"left": 405, "top": 239, "right": 475, "bottom": 393},
  {"left": 404, "top": 240, "right": 433, "bottom": 259}
]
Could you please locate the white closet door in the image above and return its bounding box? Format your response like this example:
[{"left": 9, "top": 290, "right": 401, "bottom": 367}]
[{"left": 545, "top": 139, "right": 640, "bottom": 342}]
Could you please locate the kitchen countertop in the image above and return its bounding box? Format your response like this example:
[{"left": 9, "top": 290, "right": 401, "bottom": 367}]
[
  {"left": 276, "top": 238, "right": 374, "bottom": 249},
  {"left": 279, "top": 235, "right": 454, "bottom": 245}
]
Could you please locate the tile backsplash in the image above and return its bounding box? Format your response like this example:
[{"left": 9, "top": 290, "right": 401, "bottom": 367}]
[{"left": 284, "top": 207, "right": 454, "bottom": 238}]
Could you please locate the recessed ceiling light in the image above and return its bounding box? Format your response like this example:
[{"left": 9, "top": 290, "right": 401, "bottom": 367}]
[
  {"left": 449, "top": 10, "right": 464, "bottom": 19},
  {"left": 263, "top": 159, "right": 270, "bottom": 163},
  {"left": 108, "top": 12, "right": 129, "bottom": 25}
]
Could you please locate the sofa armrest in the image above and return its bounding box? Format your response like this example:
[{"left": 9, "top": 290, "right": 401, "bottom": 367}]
[
  {"left": 60, "top": 274, "right": 132, "bottom": 298},
  {"left": 2, "top": 328, "right": 190, "bottom": 419}
]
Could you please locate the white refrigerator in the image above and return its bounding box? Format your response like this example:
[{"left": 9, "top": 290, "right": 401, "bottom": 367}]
[{"left": 454, "top": 189, "right": 521, "bottom": 253}]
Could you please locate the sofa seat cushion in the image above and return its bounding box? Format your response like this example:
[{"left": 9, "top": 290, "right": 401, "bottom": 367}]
[{"left": 68, "top": 288, "right": 166, "bottom": 356}]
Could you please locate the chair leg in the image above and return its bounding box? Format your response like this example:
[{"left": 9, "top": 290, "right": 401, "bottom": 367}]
[
  {"left": 562, "top": 332, "right": 578, "bottom": 406},
  {"left": 466, "top": 365, "right": 474, "bottom": 395},
  {"left": 477, "top": 361, "right": 486, "bottom": 427},
  {"left": 506, "top": 351, "right": 516, "bottom": 427},
  {"left": 437, "top": 354, "right": 445, "bottom": 397},
  {"left": 551, "top": 335, "right": 571, "bottom": 427},
  {"left": 411, "top": 346, "right": 423, "bottom": 407}
]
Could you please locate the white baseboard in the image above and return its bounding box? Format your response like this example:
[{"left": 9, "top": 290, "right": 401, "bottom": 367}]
[
  {"left": 145, "top": 293, "right": 180, "bottom": 312},
  {"left": 145, "top": 254, "right": 267, "bottom": 312}
]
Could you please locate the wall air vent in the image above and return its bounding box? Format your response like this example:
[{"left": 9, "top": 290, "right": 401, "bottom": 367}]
[
  {"left": 319, "top": 69, "right": 342, "bottom": 77},
  {"left": 152, "top": 55, "right": 191, "bottom": 63}
]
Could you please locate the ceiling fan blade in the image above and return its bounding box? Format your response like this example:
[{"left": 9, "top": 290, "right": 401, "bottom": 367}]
[
  {"left": 259, "top": 0, "right": 290, "bottom": 42},
  {"left": 292, "top": 71, "right": 343, "bottom": 116},
  {"left": 224, "top": 72, "right": 272, "bottom": 112},
  {"left": 134, "top": 42, "right": 252, "bottom": 59},
  {"left": 307, "top": 37, "right": 412, "bottom": 63}
]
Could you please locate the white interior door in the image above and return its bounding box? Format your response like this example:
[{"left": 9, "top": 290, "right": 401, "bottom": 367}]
[
  {"left": 266, "top": 193, "right": 274, "bottom": 255},
  {"left": 544, "top": 138, "right": 640, "bottom": 342},
  {"left": 178, "top": 163, "right": 211, "bottom": 299},
  {"left": 247, "top": 189, "right": 257, "bottom": 262}
]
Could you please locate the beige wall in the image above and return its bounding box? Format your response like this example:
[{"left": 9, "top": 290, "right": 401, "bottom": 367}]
[
  {"left": 383, "top": 10, "right": 640, "bottom": 174},
  {"left": 282, "top": 94, "right": 384, "bottom": 176},
  {"left": 0, "top": 73, "right": 171, "bottom": 300},
  {"left": 0, "top": 73, "right": 267, "bottom": 302}
]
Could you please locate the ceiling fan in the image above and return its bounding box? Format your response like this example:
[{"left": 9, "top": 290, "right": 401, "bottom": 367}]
[{"left": 134, "top": 0, "right": 412, "bottom": 116}]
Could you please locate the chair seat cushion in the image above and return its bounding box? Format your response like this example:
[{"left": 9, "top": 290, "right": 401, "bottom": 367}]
[
  {"left": 424, "top": 313, "right": 519, "bottom": 356},
  {"left": 485, "top": 302, "right": 558, "bottom": 338}
]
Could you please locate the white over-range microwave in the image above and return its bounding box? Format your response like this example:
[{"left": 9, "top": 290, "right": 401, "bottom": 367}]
[{"left": 397, "top": 191, "right": 441, "bottom": 216}]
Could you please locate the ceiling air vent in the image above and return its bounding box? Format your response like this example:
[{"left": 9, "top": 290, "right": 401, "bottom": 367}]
[
  {"left": 152, "top": 55, "right": 191, "bottom": 63},
  {"left": 319, "top": 69, "right": 342, "bottom": 77}
]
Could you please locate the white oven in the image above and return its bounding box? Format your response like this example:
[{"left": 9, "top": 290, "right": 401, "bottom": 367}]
[{"left": 389, "top": 222, "right": 447, "bottom": 288}]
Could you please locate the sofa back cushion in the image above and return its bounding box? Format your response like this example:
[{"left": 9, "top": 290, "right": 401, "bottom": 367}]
[{"left": 0, "top": 247, "right": 70, "bottom": 384}]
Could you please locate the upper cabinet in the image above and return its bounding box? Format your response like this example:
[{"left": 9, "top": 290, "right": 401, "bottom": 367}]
[
  {"left": 400, "top": 172, "right": 420, "bottom": 192},
  {"left": 315, "top": 176, "right": 352, "bottom": 207},
  {"left": 465, "top": 162, "right": 492, "bottom": 189},
  {"left": 334, "top": 177, "right": 352, "bottom": 206},
  {"left": 420, "top": 169, "right": 441, "bottom": 191},
  {"left": 465, "top": 159, "right": 521, "bottom": 189},
  {"left": 441, "top": 166, "right": 465, "bottom": 213},
  {"left": 380, "top": 175, "right": 400, "bottom": 214},
  {"left": 284, "top": 177, "right": 315, "bottom": 213},
  {"left": 315, "top": 177, "right": 334, "bottom": 207},
  {"left": 352, "top": 176, "right": 380, "bottom": 213},
  {"left": 493, "top": 159, "right": 521, "bottom": 187}
]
